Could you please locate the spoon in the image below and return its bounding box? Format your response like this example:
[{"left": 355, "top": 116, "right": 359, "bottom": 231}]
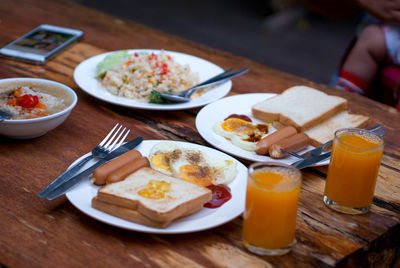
[
  {"left": 0, "top": 110, "right": 11, "bottom": 121},
  {"left": 154, "top": 68, "right": 249, "bottom": 103}
]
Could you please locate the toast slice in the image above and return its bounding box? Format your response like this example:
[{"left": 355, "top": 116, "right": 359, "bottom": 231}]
[
  {"left": 252, "top": 86, "right": 348, "bottom": 131},
  {"left": 93, "top": 167, "right": 212, "bottom": 227},
  {"left": 92, "top": 197, "right": 172, "bottom": 228},
  {"left": 304, "top": 110, "right": 370, "bottom": 147},
  {"left": 272, "top": 111, "right": 370, "bottom": 147}
]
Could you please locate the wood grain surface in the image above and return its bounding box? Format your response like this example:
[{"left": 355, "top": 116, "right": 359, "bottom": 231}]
[{"left": 1, "top": 0, "right": 399, "bottom": 267}]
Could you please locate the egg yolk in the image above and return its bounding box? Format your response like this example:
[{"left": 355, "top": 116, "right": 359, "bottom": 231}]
[
  {"left": 179, "top": 165, "right": 214, "bottom": 187},
  {"left": 138, "top": 180, "right": 172, "bottom": 199},
  {"left": 221, "top": 118, "right": 256, "bottom": 136},
  {"left": 151, "top": 153, "right": 171, "bottom": 173}
]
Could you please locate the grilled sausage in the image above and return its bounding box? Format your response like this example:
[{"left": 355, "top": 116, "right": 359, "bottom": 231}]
[
  {"left": 269, "top": 133, "right": 309, "bottom": 159},
  {"left": 92, "top": 150, "right": 142, "bottom": 185},
  {"left": 255, "top": 126, "right": 297, "bottom": 155},
  {"left": 106, "top": 157, "right": 150, "bottom": 184}
]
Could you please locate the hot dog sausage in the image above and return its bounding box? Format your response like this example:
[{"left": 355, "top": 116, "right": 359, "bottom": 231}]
[
  {"left": 106, "top": 157, "right": 150, "bottom": 184},
  {"left": 269, "top": 133, "right": 309, "bottom": 159},
  {"left": 255, "top": 126, "right": 297, "bottom": 155},
  {"left": 92, "top": 150, "right": 142, "bottom": 185}
]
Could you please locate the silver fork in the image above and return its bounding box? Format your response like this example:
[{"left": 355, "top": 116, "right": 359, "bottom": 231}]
[
  {"left": 38, "top": 123, "right": 129, "bottom": 197},
  {"left": 89, "top": 123, "right": 130, "bottom": 159},
  {"left": 154, "top": 68, "right": 249, "bottom": 103}
]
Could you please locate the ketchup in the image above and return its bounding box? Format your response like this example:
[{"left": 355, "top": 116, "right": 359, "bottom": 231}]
[
  {"left": 224, "top": 114, "right": 252, "bottom": 122},
  {"left": 204, "top": 184, "right": 232, "bottom": 208}
]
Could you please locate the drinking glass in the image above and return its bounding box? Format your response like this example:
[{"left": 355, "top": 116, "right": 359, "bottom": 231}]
[
  {"left": 324, "top": 128, "right": 384, "bottom": 214},
  {"left": 242, "top": 162, "right": 301, "bottom": 256}
]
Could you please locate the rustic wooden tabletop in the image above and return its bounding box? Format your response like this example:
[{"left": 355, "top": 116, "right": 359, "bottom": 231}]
[{"left": 1, "top": 0, "right": 399, "bottom": 267}]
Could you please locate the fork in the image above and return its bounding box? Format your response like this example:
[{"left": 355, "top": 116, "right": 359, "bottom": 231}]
[
  {"left": 281, "top": 125, "right": 383, "bottom": 159},
  {"left": 155, "top": 68, "right": 249, "bottom": 103},
  {"left": 38, "top": 123, "right": 129, "bottom": 197}
]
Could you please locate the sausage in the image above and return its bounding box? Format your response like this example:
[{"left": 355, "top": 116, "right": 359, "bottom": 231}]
[
  {"left": 92, "top": 150, "right": 142, "bottom": 185},
  {"left": 269, "top": 133, "right": 309, "bottom": 159},
  {"left": 255, "top": 126, "right": 297, "bottom": 155},
  {"left": 106, "top": 157, "right": 150, "bottom": 184}
]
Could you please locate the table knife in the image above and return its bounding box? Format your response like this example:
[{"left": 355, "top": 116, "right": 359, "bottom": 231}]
[
  {"left": 39, "top": 136, "right": 143, "bottom": 200},
  {"left": 38, "top": 154, "right": 94, "bottom": 198},
  {"left": 291, "top": 152, "right": 331, "bottom": 169}
]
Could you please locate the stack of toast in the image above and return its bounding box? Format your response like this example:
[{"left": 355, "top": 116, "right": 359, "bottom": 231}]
[
  {"left": 92, "top": 167, "right": 212, "bottom": 228},
  {"left": 251, "top": 86, "right": 370, "bottom": 147}
]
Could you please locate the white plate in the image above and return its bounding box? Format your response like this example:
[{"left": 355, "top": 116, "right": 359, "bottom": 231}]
[
  {"left": 65, "top": 140, "right": 247, "bottom": 234},
  {"left": 73, "top": 49, "right": 232, "bottom": 110},
  {"left": 196, "top": 93, "right": 330, "bottom": 166}
]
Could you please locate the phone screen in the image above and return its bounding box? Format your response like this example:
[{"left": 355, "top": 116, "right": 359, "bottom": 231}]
[{"left": 7, "top": 29, "right": 75, "bottom": 56}]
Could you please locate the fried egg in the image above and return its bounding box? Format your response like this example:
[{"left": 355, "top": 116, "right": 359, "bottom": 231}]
[
  {"left": 148, "top": 142, "right": 237, "bottom": 186},
  {"left": 213, "top": 117, "right": 270, "bottom": 151},
  {"left": 148, "top": 142, "right": 178, "bottom": 176}
]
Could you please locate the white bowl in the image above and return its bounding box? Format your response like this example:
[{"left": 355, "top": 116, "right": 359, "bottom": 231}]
[{"left": 0, "top": 78, "right": 78, "bottom": 139}]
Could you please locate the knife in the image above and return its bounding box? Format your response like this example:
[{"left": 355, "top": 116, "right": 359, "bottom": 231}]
[
  {"left": 40, "top": 136, "right": 143, "bottom": 200},
  {"left": 291, "top": 152, "right": 331, "bottom": 169},
  {"left": 38, "top": 154, "right": 95, "bottom": 198}
]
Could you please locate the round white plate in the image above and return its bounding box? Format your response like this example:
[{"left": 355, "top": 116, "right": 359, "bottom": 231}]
[
  {"left": 65, "top": 140, "right": 247, "bottom": 234},
  {"left": 196, "top": 93, "right": 330, "bottom": 166},
  {"left": 73, "top": 49, "right": 232, "bottom": 110}
]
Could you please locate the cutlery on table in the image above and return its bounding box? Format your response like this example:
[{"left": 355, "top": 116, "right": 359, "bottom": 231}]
[
  {"left": 282, "top": 125, "right": 383, "bottom": 160},
  {"left": 291, "top": 128, "right": 386, "bottom": 169},
  {"left": 41, "top": 136, "right": 143, "bottom": 200},
  {"left": 38, "top": 123, "right": 130, "bottom": 198},
  {"left": 155, "top": 68, "right": 249, "bottom": 103}
]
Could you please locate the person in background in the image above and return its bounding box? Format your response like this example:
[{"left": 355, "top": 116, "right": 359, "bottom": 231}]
[{"left": 303, "top": 0, "right": 400, "bottom": 109}]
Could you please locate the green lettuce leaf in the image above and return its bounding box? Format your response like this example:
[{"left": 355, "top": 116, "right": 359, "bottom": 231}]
[{"left": 95, "top": 50, "right": 128, "bottom": 78}]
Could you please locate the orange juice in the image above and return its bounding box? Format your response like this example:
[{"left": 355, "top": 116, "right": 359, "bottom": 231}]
[
  {"left": 324, "top": 129, "right": 384, "bottom": 214},
  {"left": 242, "top": 163, "right": 301, "bottom": 255}
]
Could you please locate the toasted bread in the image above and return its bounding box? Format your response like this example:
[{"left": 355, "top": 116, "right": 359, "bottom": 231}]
[
  {"left": 252, "top": 86, "right": 348, "bottom": 131},
  {"left": 92, "top": 197, "right": 172, "bottom": 228},
  {"left": 304, "top": 111, "right": 370, "bottom": 147},
  {"left": 92, "top": 167, "right": 212, "bottom": 227},
  {"left": 272, "top": 111, "right": 370, "bottom": 147}
]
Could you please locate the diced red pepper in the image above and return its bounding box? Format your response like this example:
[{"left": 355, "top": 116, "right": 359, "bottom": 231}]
[
  {"left": 161, "top": 63, "right": 169, "bottom": 75},
  {"left": 16, "top": 94, "right": 39, "bottom": 108},
  {"left": 148, "top": 53, "right": 157, "bottom": 60}
]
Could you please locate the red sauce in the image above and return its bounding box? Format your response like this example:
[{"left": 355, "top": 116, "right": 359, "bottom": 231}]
[
  {"left": 224, "top": 114, "right": 252, "bottom": 122},
  {"left": 204, "top": 184, "right": 232, "bottom": 208}
]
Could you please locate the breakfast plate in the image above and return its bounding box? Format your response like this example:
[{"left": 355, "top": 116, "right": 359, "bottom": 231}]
[
  {"left": 196, "top": 93, "right": 330, "bottom": 165},
  {"left": 66, "top": 140, "right": 247, "bottom": 234},
  {"left": 73, "top": 49, "right": 232, "bottom": 110}
]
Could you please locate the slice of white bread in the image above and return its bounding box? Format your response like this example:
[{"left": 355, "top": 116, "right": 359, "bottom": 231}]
[
  {"left": 92, "top": 197, "right": 206, "bottom": 228},
  {"left": 92, "top": 197, "right": 172, "bottom": 228},
  {"left": 304, "top": 111, "right": 370, "bottom": 147},
  {"left": 273, "top": 111, "right": 370, "bottom": 147},
  {"left": 92, "top": 167, "right": 212, "bottom": 227},
  {"left": 252, "top": 86, "right": 348, "bottom": 131}
]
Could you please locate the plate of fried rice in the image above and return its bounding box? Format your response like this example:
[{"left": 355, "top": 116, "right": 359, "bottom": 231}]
[{"left": 73, "top": 49, "right": 232, "bottom": 110}]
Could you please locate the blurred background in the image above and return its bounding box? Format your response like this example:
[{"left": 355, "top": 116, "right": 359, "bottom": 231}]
[{"left": 72, "top": 0, "right": 360, "bottom": 85}]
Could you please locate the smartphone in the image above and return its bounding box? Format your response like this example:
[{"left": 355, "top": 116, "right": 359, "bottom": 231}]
[{"left": 0, "top": 24, "right": 83, "bottom": 64}]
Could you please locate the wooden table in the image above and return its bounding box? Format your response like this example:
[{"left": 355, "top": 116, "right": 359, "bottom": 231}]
[{"left": 1, "top": 0, "right": 399, "bottom": 267}]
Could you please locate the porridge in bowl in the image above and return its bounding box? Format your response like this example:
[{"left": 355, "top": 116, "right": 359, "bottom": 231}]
[
  {"left": 0, "top": 78, "right": 77, "bottom": 139},
  {"left": 0, "top": 81, "right": 72, "bottom": 120}
]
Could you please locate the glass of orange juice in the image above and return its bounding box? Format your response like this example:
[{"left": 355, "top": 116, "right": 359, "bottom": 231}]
[
  {"left": 242, "top": 162, "right": 301, "bottom": 256},
  {"left": 324, "top": 128, "right": 384, "bottom": 214}
]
